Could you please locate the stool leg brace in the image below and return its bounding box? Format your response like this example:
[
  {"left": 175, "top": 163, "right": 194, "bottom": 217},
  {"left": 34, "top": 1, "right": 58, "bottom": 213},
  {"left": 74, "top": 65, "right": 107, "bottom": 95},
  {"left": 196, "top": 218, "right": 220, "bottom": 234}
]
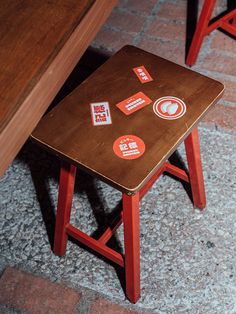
[
  {"left": 53, "top": 128, "right": 205, "bottom": 303},
  {"left": 186, "top": 0, "right": 236, "bottom": 66}
]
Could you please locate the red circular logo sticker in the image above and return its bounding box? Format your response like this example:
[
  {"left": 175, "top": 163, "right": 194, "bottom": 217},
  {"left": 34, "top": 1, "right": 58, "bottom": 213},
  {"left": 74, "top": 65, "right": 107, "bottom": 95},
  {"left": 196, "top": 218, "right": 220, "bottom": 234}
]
[
  {"left": 113, "top": 135, "right": 145, "bottom": 160},
  {"left": 153, "top": 96, "right": 186, "bottom": 120}
]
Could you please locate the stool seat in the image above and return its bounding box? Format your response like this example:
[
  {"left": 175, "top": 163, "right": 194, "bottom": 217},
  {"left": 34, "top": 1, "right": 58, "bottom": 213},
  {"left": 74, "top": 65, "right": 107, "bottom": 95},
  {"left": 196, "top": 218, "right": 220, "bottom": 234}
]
[{"left": 32, "top": 45, "right": 224, "bottom": 194}]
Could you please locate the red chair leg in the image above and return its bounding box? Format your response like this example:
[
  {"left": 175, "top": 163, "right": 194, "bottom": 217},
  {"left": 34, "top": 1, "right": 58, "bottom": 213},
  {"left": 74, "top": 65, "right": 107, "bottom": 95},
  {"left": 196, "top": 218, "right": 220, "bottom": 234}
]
[
  {"left": 123, "top": 193, "right": 140, "bottom": 303},
  {"left": 54, "top": 162, "right": 77, "bottom": 256},
  {"left": 184, "top": 128, "right": 206, "bottom": 210},
  {"left": 186, "top": 0, "right": 216, "bottom": 66}
]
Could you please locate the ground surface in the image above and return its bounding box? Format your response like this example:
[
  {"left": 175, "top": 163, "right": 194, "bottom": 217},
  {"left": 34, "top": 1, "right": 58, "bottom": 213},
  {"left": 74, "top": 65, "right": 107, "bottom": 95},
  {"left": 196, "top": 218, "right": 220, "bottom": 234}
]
[
  {"left": 1, "top": 128, "right": 236, "bottom": 313},
  {"left": 0, "top": 0, "right": 236, "bottom": 313}
]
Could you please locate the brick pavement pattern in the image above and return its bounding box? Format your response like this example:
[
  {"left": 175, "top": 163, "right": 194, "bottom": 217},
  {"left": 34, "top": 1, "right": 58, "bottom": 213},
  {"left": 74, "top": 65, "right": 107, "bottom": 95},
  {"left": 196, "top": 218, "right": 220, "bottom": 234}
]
[
  {"left": 0, "top": 267, "right": 81, "bottom": 314},
  {"left": 92, "top": 0, "right": 236, "bottom": 132},
  {"left": 89, "top": 298, "right": 139, "bottom": 314},
  {"left": 0, "top": 267, "right": 142, "bottom": 314}
]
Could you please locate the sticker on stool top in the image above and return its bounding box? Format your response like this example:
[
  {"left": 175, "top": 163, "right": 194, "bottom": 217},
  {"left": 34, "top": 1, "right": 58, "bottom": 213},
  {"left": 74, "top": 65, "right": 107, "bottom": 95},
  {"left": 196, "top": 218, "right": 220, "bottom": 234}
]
[
  {"left": 153, "top": 96, "right": 186, "bottom": 120},
  {"left": 90, "top": 101, "right": 112, "bottom": 126},
  {"left": 133, "top": 65, "right": 153, "bottom": 84},
  {"left": 113, "top": 135, "right": 145, "bottom": 160},
  {"left": 116, "top": 91, "right": 152, "bottom": 115}
]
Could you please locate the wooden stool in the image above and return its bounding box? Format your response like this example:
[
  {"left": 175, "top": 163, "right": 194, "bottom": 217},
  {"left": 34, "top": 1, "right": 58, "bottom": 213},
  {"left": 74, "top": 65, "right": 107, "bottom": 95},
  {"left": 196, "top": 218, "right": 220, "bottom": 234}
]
[
  {"left": 32, "top": 46, "right": 224, "bottom": 303},
  {"left": 186, "top": 0, "right": 236, "bottom": 66}
]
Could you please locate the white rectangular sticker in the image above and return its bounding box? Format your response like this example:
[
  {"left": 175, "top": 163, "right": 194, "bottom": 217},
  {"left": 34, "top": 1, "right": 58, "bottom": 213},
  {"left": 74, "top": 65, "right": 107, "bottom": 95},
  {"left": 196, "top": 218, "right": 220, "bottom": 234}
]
[{"left": 90, "top": 102, "right": 112, "bottom": 126}]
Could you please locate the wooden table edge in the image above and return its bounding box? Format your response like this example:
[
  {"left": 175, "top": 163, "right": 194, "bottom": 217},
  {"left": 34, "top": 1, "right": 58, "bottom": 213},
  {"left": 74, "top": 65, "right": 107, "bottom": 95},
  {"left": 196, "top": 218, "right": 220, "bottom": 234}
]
[{"left": 0, "top": 0, "right": 117, "bottom": 177}]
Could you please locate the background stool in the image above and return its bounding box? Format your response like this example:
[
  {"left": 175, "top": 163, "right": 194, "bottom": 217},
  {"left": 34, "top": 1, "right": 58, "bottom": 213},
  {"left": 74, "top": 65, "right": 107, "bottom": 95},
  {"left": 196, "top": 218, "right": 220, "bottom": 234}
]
[
  {"left": 32, "top": 45, "right": 224, "bottom": 303},
  {"left": 186, "top": 0, "right": 236, "bottom": 66}
]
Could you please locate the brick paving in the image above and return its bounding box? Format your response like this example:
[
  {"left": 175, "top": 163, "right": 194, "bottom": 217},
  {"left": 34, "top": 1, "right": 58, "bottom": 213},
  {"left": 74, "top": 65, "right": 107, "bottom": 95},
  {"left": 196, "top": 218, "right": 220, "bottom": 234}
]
[
  {"left": 0, "top": 267, "right": 144, "bottom": 314},
  {"left": 89, "top": 298, "right": 139, "bottom": 314},
  {"left": 0, "top": 268, "right": 81, "bottom": 314},
  {"left": 91, "top": 0, "right": 236, "bottom": 133},
  {"left": 0, "top": 0, "right": 235, "bottom": 313}
]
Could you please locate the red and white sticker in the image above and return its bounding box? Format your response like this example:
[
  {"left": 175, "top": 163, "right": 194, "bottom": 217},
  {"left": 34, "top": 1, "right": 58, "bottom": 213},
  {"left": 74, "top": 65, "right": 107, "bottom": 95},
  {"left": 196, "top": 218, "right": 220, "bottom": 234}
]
[
  {"left": 90, "top": 101, "right": 112, "bottom": 126},
  {"left": 153, "top": 96, "right": 186, "bottom": 120},
  {"left": 116, "top": 91, "right": 152, "bottom": 115},
  {"left": 113, "top": 135, "right": 145, "bottom": 160},
  {"left": 133, "top": 65, "right": 153, "bottom": 84}
]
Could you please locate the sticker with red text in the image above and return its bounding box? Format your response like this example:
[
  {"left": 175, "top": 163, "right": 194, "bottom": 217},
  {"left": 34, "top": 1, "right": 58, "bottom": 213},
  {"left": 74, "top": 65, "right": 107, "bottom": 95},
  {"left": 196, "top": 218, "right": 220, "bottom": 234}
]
[
  {"left": 153, "top": 96, "right": 186, "bottom": 120},
  {"left": 90, "top": 101, "right": 112, "bottom": 126},
  {"left": 116, "top": 92, "right": 152, "bottom": 115},
  {"left": 113, "top": 135, "right": 145, "bottom": 160},
  {"left": 133, "top": 66, "right": 153, "bottom": 83}
]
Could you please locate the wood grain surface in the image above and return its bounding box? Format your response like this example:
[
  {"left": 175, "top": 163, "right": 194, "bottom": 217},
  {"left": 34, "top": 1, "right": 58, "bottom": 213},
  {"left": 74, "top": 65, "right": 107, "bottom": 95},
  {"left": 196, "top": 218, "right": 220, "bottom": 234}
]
[
  {"left": 0, "top": 0, "right": 117, "bottom": 176},
  {"left": 32, "top": 45, "right": 224, "bottom": 193}
]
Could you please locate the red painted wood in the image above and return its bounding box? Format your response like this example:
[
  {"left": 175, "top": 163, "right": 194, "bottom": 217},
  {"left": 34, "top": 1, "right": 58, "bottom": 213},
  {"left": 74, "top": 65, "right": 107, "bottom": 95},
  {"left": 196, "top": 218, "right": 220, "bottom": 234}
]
[
  {"left": 233, "top": 14, "right": 236, "bottom": 27},
  {"left": 139, "top": 164, "right": 165, "bottom": 200},
  {"left": 66, "top": 224, "right": 124, "bottom": 267},
  {"left": 186, "top": 0, "right": 216, "bottom": 66},
  {"left": 184, "top": 128, "right": 206, "bottom": 209},
  {"left": 53, "top": 162, "right": 76, "bottom": 256},
  {"left": 206, "top": 9, "right": 236, "bottom": 35},
  {"left": 98, "top": 212, "right": 123, "bottom": 244},
  {"left": 164, "top": 162, "right": 189, "bottom": 183},
  {"left": 139, "top": 162, "right": 189, "bottom": 200},
  {"left": 123, "top": 193, "right": 140, "bottom": 303},
  {"left": 186, "top": 1, "right": 236, "bottom": 66}
]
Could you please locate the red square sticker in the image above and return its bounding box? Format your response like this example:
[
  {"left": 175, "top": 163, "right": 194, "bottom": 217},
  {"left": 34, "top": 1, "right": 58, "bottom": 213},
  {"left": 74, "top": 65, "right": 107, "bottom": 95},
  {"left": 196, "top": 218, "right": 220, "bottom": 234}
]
[
  {"left": 90, "top": 102, "right": 112, "bottom": 126},
  {"left": 133, "top": 66, "right": 153, "bottom": 83},
  {"left": 116, "top": 91, "right": 152, "bottom": 115}
]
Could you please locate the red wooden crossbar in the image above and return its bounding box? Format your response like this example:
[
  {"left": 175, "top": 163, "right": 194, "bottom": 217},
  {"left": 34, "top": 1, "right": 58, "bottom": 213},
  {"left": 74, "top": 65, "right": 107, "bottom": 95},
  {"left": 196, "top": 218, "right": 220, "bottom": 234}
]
[
  {"left": 165, "top": 162, "right": 189, "bottom": 183},
  {"left": 66, "top": 223, "right": 124, "bottom": 267},
  {"left": 206, "top": 9, "right": 236, "bottom": 36},
  {"left": 55, "top": 161, "right": 189, "bottom": 266},
  {"left": 186, "top": 0, "right": 236, "bottom": 66},
  {"left": 98, "top": 211, "right": 123, "bottom": 244},
  {"left": 139, "top": 162, "right": 189, "bottom": 200},
  {"left": 139, "top": 164, "right": 165, "bottom": 200}
]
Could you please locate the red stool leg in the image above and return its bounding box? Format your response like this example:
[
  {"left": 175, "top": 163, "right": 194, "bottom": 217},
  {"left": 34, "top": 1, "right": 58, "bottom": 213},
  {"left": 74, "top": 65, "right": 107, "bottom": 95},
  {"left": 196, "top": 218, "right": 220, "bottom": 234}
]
[
  {"left": 186, "top": 0, "right": 216, "bottom": 66},
  {"left": 184, "top": 128, "right": 206, "bottom": 210},
  {"left": 54, "top": 162, "right": 77, "bottom": 256},
  {"left": 123, "top": 193, "right": 140, "bottom": 303}
]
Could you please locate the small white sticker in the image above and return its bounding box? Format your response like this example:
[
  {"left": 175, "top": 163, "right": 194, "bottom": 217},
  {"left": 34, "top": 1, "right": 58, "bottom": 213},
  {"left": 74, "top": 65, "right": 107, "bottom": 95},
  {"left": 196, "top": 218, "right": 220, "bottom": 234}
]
[{"left": 90, "top": 102, "right": 112, "bottom": 126}]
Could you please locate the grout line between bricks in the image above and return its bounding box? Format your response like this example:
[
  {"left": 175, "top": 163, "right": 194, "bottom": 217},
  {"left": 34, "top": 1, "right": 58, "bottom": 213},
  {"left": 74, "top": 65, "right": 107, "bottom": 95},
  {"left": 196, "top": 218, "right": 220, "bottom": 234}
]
[
  {"left": 218, "top": 100, "right": 236, "bottom": 108},
  {"left": 112, "top": 6, "right": 152, "bottom": 18},
  {"left": 211, "top": 47, "right": 236, "bottom": 58},
  {"left": 133, "top": 0, "right": 167, "bottom": 46},
  {"left": 200, "top": 122, "right": 236, "bottom": 135},
  {"left": 102, "top": 24, "right": 140, "bottom": 36},
  {"left": 194, "top": 68, "right": 236, "bottom": 83}
]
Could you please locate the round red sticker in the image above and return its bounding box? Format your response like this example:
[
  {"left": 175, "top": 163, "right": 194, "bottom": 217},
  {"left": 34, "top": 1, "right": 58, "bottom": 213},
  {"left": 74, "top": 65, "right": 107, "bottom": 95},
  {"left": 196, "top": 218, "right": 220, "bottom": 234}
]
[
  {"left": 153, "top": 96, "right": 186, "bottom": 120},
  {"left": 113, "top": 135, "right": 145, "bottom": 160}
]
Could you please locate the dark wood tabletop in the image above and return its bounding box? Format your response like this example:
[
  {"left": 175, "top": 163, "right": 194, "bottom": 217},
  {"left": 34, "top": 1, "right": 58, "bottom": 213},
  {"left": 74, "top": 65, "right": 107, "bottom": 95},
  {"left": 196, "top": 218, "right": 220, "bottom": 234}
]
[
  {"left": 0, "top": 0, "right": 117, "bottom": 176},
  {"left": 32, "top": 45, "right": 224, "bottom": 193}
]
